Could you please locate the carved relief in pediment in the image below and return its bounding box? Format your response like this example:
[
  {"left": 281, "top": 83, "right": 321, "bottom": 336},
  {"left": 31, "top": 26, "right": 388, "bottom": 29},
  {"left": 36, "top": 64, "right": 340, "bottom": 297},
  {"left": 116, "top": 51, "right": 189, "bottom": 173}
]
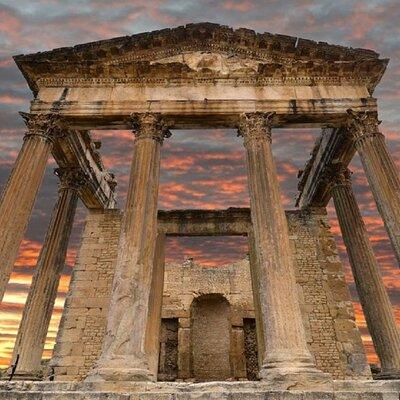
[{"left": 150, "top": 52, "right": 260, "bottom": 75}]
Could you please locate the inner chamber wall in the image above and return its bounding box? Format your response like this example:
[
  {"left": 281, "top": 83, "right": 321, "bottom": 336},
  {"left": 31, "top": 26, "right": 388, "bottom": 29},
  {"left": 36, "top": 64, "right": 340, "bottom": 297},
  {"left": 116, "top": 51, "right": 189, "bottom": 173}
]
[{"left": 50, "top": 207, "right": 370, "bottom": 381}]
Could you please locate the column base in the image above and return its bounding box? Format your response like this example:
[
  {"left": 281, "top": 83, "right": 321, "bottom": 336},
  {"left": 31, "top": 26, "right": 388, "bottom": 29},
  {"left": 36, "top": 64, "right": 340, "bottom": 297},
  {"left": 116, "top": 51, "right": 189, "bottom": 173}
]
[
  {"left": 86, "top": 358, "right": 155, "bottom": 383},
  {"left": 260, "top": 357, "right": 332, "bottom": 391},
  {"left": 1, "top": 371, "right": 43, "bottom": 382}
]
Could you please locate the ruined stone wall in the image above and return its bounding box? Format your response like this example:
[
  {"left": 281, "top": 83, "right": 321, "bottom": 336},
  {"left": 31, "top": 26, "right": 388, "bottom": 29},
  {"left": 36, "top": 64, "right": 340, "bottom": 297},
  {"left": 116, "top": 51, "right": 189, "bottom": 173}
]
[
  {"left": 287, "top": 209, "right": 370, "bottom": 379},
  {"left": 50, "top": 209, "right": 121, "bottom": 381},
  {"left": 50, "top": 208, "right": 370, "bottom": 381}
]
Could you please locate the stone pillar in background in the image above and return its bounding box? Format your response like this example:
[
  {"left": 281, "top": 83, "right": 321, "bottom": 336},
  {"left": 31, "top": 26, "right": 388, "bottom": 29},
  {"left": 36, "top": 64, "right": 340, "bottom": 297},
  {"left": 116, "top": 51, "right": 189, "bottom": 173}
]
[
  {"left": 331, "top": 166, "right": 400, "bottom": 378},
  {"left": 177, "top": 318, "right": 191, "bottom": 379},
  {"left": 9, "top": 167, "right": 85, "bottom": 379},
  {"left": 0, "top": 113, "right": 64, "bottom": 302},
  {"left": 88, "top": 113, "right": 170, "bottom": 382},
  {"left": 347, "top": 110, "right": 400, "bottom": 265},
  {"left": 247, "top": 230, "right": 265, "bottom": 367},
  {"left": 144, "top": 233, "right": 166, "bottom": 377},
  {"left": 238, "top": 112, "right": 331, "bottom": 389}
]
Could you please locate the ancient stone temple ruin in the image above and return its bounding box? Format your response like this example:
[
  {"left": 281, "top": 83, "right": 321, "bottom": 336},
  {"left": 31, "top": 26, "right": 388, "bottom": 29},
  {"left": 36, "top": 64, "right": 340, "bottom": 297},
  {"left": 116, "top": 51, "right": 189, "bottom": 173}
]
[{"left": 0, "top": 23, "right": 400, "bottom": 399}]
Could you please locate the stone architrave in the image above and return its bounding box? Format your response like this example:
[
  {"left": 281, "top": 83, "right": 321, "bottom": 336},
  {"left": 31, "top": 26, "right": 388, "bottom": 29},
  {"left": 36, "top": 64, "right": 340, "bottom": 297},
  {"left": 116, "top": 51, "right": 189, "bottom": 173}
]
[
  {"left": 331, "top": 167, "right": 400, "bottom": 378},
  {"left": 87, "top": 113, "right": 170, "bottom": 382},
  {"left": 347, "top": 110, "right": 400, "bottom": 265},
  {"left": 0, "top": 113, "right": 64, "bottom": 302},
  {"left": 238, "top": 112, "right": 331, "bottom": 389},
  {"left": 9, "top": 167, "right": 86, "bottom": 379}
]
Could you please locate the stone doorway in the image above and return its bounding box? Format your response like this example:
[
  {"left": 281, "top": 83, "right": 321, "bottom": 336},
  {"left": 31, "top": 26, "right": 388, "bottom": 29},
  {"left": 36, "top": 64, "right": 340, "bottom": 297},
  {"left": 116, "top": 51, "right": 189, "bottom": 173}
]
[{"left": 190, "top": 294, "right": 232, "bottom": 381}]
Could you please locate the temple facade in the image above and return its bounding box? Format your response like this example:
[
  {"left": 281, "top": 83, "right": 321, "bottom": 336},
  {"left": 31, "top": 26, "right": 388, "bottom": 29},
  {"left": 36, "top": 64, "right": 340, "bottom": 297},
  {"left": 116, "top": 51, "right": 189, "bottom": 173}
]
[{"left": 0, "top": 23, "right": 400, "bottom": 399}]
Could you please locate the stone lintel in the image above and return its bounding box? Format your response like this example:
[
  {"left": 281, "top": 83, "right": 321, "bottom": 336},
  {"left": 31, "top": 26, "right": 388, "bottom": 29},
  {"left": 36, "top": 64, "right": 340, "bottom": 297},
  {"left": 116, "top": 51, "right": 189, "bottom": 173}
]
[
  {"left": 52, "top": 130, "right": 116, "bottom": 209},
  {"left": 30, "top": 98, "right": 377, "bottom": 130},
  {"left": 296, "top": 127, "right": 355, "bottom": 208},
  {"left": 157, "top": 207, "right": 326, "bottom": 236}
]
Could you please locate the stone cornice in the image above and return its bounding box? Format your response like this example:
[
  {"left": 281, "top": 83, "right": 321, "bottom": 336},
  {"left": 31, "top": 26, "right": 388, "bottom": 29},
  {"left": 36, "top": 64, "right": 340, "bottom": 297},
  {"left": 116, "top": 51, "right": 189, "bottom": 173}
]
[{"left": 13, "top": 23, "right": 388, "bottom": 96}]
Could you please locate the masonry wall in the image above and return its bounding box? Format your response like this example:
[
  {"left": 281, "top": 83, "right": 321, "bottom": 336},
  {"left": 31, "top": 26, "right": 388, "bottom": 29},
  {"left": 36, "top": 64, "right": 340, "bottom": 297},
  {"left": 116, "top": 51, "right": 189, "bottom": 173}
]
[
  {"left": 50, "top": 209, "right": 121, "bottom": 380},
  {"left": 50, "top": 208, "right": 370, "bottom": 381}
]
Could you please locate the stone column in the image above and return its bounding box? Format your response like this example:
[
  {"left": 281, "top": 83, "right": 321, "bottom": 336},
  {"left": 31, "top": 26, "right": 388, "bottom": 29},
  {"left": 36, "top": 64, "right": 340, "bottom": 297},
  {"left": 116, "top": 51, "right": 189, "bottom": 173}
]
[
  {"left": 9, "top": 167, "right": 85, "bottom": 379},
  {"left": 88, "top": 113, "right": 170, "bottom": 382},
  {"left": 238, "top": 112, "right": 331, "bottom": 389},
  {"left": 177, "top": 318, "right": 191, "bottom": 379},
  {"left": 0, "top": 112, "right": 64, "bottom": 302},
  {"left": 144, "top": 233, "right": 166, "bottom": 377},
  {"left": 347, "top": 110, "right": 400, "bottom": 265},
  {"left": 331, "top": 167, "right": 400, "bottom": 378}
]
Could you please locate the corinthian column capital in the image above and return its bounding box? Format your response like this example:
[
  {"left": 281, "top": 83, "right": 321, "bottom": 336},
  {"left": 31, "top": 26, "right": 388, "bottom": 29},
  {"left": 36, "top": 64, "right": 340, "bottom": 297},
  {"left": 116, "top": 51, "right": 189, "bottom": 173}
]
[
  {"left": 346, "top": 110, "right": 382, "bottom": 146},
  {"left": 130, "top": 113, "right": 171, "bottom": 144},
  {"left": 54, "top": 167, "right": 88, "bottom": 191},
  {"left": 20, "top": 112, "right": 66, "bottom": 143},
  {"left": 322, "top": 164, "right": 352, "bottom": 189},
  {"left": 237, "top": 112, "right": 276, "bottom": 145}
]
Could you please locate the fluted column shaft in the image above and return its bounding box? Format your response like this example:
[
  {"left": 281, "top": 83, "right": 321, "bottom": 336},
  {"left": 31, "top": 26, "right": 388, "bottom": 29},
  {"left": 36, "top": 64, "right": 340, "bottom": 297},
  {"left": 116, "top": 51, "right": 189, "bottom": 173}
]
[
  {"left": 89, "top": 113, "right": 170, "bottom": 382},
  {"left": 331, "top": 168, "right": 400, "bottom": 378},
  {"left": 348, "top": 110, "right": 400, "bottom": 265},
  {"left": 0, "top": 113, "right": 64, "bottom": 301},
  {"left": 10, "top": 167, "right": 84, "bottom": 378},
  {"left": 238, "top": 113, "right": 330, "bottom": 388}
]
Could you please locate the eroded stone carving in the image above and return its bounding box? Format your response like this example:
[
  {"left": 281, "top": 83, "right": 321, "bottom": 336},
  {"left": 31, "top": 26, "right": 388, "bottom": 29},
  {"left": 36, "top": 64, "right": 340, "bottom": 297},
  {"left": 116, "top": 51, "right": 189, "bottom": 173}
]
[
  {"left": 346, "top": 110, "right": 382, "bottom": 146},
  {"left": 20, "top": 112, "right": 67, "bottom": 143},
  {"left": 54, "top": 167, "right": 88, "bottom": 191},
  {"left": 130, "top": 113, "right": 172, "bottom": 144},
  {"left": 237, "top": 112, "right": 276, "bottom": 144},
  {"left": 152, "top": 51, "right": 260, "bottom": 75}
]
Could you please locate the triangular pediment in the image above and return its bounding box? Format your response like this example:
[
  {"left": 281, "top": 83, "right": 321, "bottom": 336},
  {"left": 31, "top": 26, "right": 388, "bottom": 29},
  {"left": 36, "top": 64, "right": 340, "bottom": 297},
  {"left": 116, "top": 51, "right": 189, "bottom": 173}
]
[{"left": 14, "top": 22, "right": 388, "bottom": 95}]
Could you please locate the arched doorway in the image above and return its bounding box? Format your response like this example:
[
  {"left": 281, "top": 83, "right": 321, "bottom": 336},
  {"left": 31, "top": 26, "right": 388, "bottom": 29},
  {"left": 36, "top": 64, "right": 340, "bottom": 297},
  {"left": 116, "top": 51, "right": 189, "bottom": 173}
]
[{"left": 190, "top": 294, "right": 231, "bottom": 380}]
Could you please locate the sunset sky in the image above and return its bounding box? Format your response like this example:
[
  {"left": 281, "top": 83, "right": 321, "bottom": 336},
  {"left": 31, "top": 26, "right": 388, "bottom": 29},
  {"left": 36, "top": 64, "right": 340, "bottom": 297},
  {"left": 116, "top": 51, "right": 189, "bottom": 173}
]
[{"left": 0, "top": 0, "right": 399, "bottom": 368}]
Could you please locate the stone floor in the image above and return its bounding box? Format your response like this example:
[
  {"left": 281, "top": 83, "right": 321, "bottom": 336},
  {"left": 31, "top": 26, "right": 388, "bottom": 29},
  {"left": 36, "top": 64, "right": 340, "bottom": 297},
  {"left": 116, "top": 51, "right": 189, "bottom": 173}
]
[{"left": 0, "top": 380, "right": 399, "bottom": 399}]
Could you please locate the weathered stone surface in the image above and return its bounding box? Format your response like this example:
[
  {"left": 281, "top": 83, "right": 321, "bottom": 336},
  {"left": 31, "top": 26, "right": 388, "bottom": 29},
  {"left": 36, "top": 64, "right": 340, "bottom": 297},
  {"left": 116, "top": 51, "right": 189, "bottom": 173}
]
[
  {"left": 0, "top": 380, "right": 399, "bottom": 400},
  {"left": 9, "top": 168, "right": 84, "bottom": 379},
  {"left": 4, "top": 21, "right": 397, "bottom": 399},
  {"left": 87, "top": 113, "right": 170, "bottom": 382},
  {"left": 50, "top": 207, "right": 368, "bottom": 382},
  {"left": 14, "top": 23, "right": 387, "bottom": 96},
  {"left": 346, "top": 111, "right": 400, "bottom": 266},
  {"left": 331, "top": 168, "right": 400, "bottom": 377},
  {"left": 0, "top": 113, "right": 64, "bottom": 301},
  {"left": 238, "top": 112, "right": 330, "bottom": 389}
]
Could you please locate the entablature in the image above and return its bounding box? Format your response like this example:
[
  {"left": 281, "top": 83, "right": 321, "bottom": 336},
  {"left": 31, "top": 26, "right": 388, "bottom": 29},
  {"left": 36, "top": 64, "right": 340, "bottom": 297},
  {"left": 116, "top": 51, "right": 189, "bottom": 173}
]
[
  {"left": 296, "top": 127, "right": 355, "bottom": 208},
  {"left": 53, "top": 130, "right": 116, "bottom": 209},
  {"left": 29, "top": 97, "right": 377, "bottom": 130}
]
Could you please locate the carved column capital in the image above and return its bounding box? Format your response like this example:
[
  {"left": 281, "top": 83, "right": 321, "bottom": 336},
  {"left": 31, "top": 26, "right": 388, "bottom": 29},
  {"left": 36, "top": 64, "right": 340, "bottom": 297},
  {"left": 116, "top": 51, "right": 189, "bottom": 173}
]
[
  {"left": 130, "top": 113, "right": 171, "bottom": 144},
  {"left": 346, "top": 110, "right": 383, "bottom": 147},
  {"left": 237, "top": 112, "right": 276, "bottom": 145},
  {"left": 322, "top": 164, "right": 352, "bottom": 189},
  {"left": 20, "top": 112, "right": 67, "bottom": 143},
  {"left": 54, "top": 167, "right": 87, "bottom": 191}
]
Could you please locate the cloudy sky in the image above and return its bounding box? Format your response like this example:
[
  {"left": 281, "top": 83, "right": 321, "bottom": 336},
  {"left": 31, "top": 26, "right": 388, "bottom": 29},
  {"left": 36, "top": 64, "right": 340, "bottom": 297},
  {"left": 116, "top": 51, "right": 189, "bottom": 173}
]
[{"left": 0, "top": 0, "right": 399, "bottom": 368}]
